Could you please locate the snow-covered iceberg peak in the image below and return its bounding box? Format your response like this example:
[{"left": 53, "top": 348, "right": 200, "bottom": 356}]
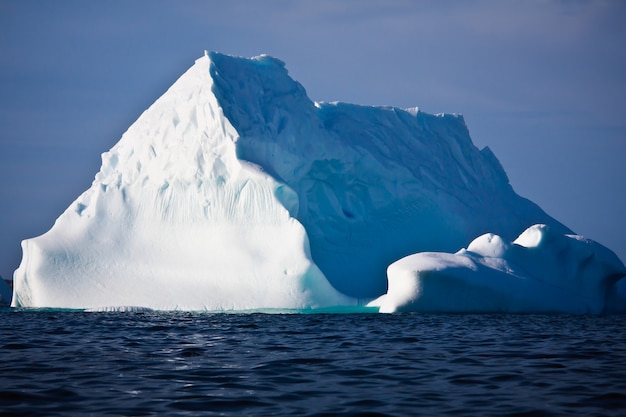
[
  {"left": 12, "top": 54, "right": 352, "bottom": 310},
  {"left": 370, "top": 224, "right": 626, "bottom": 313}
]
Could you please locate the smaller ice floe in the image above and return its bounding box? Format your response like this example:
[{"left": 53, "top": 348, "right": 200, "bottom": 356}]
[{"left": 369, "top": 224, "right": 626, "bottom": 314}]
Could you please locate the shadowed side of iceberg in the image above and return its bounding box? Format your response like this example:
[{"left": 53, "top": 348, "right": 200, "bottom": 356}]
[{"left": 208, "top": 52, "right": 572, "bottom": 299}]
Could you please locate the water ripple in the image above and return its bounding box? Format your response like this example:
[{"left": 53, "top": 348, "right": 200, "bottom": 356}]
[{"left": 1, "top": 311, "right": 625, "bottom": 416}]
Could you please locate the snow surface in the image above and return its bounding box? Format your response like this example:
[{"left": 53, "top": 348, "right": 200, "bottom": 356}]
[
  {"left": 12, "top": 52, "right": 621, "bottom": 312},
  {"left": 369, "top": 224, "right": 626, "bottom": 313}
]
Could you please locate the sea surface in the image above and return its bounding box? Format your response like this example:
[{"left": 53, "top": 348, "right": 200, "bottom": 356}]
[{"left": 1, "top": 310, "right": 625, "bottom": 417}]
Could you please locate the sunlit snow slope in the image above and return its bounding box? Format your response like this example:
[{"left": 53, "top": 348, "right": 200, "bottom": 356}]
[
  {"left": 12, "top": 53, "right": 351, "bottom": 310},
  {"left": 13, "top": 52, "right": 585, "bottom": 310}
]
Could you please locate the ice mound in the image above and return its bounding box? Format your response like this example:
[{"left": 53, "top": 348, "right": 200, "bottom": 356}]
[
  {"left": 370, "top": 224, "right": 626, "bottom": 313},
  {"left": 12, "top": 52, "right": 603, "bottom": 311}
]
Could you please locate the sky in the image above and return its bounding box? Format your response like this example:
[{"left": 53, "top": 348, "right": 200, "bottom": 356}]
[{"left": 0, "top": 0, "right": 625, "bottom": 281}]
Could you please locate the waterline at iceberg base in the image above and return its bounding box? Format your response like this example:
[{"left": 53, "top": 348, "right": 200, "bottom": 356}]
[{"left": 12, "top": 52, "right": 626, "bottom": 313}]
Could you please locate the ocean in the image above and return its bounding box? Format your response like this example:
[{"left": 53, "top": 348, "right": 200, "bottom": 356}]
[{"left": 1, "top": 310, "right": 625, "bottom": 416}]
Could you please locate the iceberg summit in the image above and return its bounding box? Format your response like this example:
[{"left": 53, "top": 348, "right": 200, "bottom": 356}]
[{"left": 12, "top": 52, "right": 626, "bottom": 312}]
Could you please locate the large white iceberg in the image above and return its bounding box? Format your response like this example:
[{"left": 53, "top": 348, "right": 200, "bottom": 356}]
[
  {"left": 370, "top": 224, "right": 626, "bottom": 313},
  {"left": 12, "top": 52, "right": 624, "bottom": 312}
]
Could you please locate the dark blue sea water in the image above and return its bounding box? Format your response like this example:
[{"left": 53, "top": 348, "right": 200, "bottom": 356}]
[{"left": 1, "top": 310, "right": 625, "bottom": 417}]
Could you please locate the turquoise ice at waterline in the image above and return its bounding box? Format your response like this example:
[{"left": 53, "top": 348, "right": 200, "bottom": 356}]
[{"left": 11, "top": 52, "right": 626, "bottom": 312}]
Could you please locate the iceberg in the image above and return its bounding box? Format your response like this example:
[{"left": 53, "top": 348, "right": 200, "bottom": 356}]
[
  {"left": 12, "top": 52, "right": 623, "bottom": 312},
  {"left": 370, "top": 224, "right": 626, "bottom": 313}
]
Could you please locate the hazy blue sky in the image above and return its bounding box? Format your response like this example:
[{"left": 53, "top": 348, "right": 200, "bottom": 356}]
[{"left": 1, "top": 0, "right": 625, "bottom": 280}]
